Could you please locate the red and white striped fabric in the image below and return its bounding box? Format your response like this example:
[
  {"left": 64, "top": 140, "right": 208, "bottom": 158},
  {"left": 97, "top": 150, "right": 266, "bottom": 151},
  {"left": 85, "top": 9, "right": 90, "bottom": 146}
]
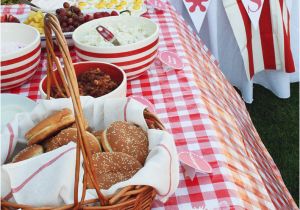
[{"left": 223, "top": 0, "right": 295, "bottom": 79}]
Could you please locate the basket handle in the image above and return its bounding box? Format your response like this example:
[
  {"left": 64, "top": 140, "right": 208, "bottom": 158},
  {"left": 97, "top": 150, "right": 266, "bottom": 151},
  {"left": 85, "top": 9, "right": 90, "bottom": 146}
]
[{"left": 44, "top": 13, "right": 107, "bottom": 207}]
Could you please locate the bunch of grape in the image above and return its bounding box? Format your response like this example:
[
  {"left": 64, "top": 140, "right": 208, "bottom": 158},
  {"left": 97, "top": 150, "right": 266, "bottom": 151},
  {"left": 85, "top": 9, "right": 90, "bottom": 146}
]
[
  {"left": 83, "top": 11, "right": 119, "bottom": 23},
  {"left": 56, "top": 2, "right": 119, "bottom": 33},
  {"left": 1, "top": 14, "right": 20, "bottom": 23},
  {"left": 56, "top": 2, "right": 85, "bottom": 32}
]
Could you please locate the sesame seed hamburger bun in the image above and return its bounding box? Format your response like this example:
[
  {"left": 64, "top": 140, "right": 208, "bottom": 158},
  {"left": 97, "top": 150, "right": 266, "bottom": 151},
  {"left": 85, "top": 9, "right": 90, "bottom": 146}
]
[
  {"left": 12, "top": 144, "right": 44, "bottom": 163},
  {"left": 45, "top": 127, "right": 101, "bottom": 154},
  {"left": 87, "top": 152, "right": 142, "bottom": 189},
  {"left": 69, "top": 118, "right": 90, "bottom": 130},
  {"left": 25, "top": 108, "right": 75, "bottom": 145},
  {"left": 93, "top": 130, "right": 104, "bottom": 143},
  {"left": 100, "top": 121, "right": 148, "bottom": 165}
]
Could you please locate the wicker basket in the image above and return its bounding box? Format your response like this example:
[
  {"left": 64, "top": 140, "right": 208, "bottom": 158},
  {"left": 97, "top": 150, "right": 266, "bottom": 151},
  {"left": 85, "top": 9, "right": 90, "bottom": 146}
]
[{"left": 1, "top": 14, "right": 163, "bottom": 210}]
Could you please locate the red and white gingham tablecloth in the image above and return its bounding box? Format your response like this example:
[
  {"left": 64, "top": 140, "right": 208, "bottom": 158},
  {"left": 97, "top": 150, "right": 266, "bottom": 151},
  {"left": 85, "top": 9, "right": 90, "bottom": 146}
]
[{"left": 1, "top": 2, "right": 297, "bottom": 210}]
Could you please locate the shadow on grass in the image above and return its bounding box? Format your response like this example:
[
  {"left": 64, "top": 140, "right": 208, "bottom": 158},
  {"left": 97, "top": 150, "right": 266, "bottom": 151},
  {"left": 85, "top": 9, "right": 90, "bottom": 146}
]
[{"left": 244, "top": 83, "right": 299, "bottom": 206}]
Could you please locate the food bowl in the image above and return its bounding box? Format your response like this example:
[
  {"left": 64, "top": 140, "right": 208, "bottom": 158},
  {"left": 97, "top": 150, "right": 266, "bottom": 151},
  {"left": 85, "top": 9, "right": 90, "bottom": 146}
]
[
  {"left": 39, "top": 61, "right": 127, "bottom": 99},
  {"left": 1, "top": 23, "right": 41, "bottom": 90},
  {"left": 72, "top": 16, "right": 159, "bottom": 80}
]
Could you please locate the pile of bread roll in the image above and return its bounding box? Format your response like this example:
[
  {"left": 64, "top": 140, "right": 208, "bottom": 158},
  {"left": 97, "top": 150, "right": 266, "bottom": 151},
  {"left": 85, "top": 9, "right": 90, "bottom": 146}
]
[{"left": 12, "top": 108, "right": 149, "bottom": 190}]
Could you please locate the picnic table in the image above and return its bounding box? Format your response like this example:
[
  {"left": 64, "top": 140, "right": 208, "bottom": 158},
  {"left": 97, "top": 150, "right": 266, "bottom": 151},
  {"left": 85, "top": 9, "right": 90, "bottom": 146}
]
[{"left": 1, "top": 2, "right": 297, "bottom": 209}]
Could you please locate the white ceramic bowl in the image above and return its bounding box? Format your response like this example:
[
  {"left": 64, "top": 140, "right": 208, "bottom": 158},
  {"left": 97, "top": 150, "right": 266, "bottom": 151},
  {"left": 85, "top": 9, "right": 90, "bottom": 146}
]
[
  {"left": 1, "top": 23, "right": 41, "bottom": 90},
  {"left": 72, "top": 16, "right": 159, "bottom": 80},
  {"left": 39, "top": 61, "right": 127, "bottom": 99}
]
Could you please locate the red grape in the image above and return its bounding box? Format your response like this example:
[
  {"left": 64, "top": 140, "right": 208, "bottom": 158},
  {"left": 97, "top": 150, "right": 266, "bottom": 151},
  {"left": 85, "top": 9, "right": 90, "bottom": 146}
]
[
  {"left": 78, "top": 15, "right": 85, "bottom": 23},
  {"left": 84, "top": 14, "right": 93, "bottom": 22},
  {"left": 73, "top": 21, "right": 79, "bottom": 27},
  {"left": 56, "top": 4, "right": 107, "bottom": 32},
  {"left": 68, "top": 25, "right": 75, "bottom": 32},
  {"left": 1, "top": 15, "right": 6, "bottom": 22},
  {"left": 60, "top": 9, "right": 66, "bottom": 16},
  {"left": 61, "top": 22, "right": 67, "bottom": 27},
  {"left": 111, "top": 11, "right": 119, "bottom": 16},
  {"left": 93, "top": 12, "right": 103, "bottom": 19},
  {"left": 73, "top": 7, "right": 81, "bottom": 14},
  {"left": 72, "top": 14, "right": 78, "bottom": 20},
  {"left": 62, "top": 15, "right": 68, "bottom": 22},
  {"left": 67, "top": 18, "right": 73, "bottom": 25},
  {"left": 102, "top": 12, "right": 110, "bottom": 17},
  {"left": 70, "top": 6, "right": 77, "bottom": 12},
  {"left": 67, "top": 10, "right": 72, "bottom": 17},
  {"left": 63, "top": 2, "right": 70, "bottom": 8},
  {"left": 7, "top": 14, "right": 20, "bottom": 23}
]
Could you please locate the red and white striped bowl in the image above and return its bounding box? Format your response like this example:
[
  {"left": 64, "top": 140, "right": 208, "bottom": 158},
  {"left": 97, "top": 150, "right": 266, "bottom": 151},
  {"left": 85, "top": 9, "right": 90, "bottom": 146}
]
[
  {"left": 73, "top": 16, "right": 159, "bottom": 80},
  {"left": 1, "top": 23, "right": 41, "bottom": 91}
]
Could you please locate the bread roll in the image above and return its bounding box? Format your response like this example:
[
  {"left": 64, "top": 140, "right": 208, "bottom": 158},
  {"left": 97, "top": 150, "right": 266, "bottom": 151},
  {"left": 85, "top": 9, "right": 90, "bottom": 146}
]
[
  {"left": 69, "top": 118, "right": 89, "bottom": 130},
  {"left": 25, "top": 108, "right": 75, "bottom": 145},
  {"left": 87, "top": 152, "right": 142, "bottom": 189},
  {"left": 100, "top": 121, "right": 148, "bottom": 165},
  {"left": 12, "top": 144, "right": 44, "bottom": 163},
  {"left": 93, "top": 130, "right": 103, "bottom": 143},
  {"left": 45, "top": 127, "right": 101, "bottom": 154}
]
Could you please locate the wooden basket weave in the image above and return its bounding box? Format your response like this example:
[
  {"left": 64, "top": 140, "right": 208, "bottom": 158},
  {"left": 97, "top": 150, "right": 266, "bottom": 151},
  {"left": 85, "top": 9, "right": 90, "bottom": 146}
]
[{"left": 1, "top": 14, "right": 163, "bottom": 210}]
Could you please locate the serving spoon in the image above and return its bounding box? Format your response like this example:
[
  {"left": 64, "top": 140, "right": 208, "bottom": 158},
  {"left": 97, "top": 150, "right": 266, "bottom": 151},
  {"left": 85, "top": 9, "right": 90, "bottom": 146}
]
[{"left": 96, "top": 25, "right": 121, "bottom": 46}]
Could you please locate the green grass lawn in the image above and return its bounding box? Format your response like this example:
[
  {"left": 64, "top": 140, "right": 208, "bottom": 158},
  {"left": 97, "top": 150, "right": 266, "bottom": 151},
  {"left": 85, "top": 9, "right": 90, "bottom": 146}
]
[{"left": 245, "top": 82, "right": 299, "bottom": 206}]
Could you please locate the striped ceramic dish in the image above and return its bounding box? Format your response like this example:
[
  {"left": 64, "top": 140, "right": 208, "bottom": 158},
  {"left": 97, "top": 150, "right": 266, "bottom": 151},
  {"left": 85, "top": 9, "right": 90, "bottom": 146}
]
[
  {"left": 1, "top": 23, "right": 41, "bottom": 90},
  {"left": 73, "top": 16, "right": 159, "bottom": 80}
]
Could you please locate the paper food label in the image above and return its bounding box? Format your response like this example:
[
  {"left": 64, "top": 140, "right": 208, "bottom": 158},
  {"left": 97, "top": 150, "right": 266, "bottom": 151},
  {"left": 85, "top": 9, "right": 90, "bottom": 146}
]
[
  {"left": 147, "top": 0, "right": 167, "bottom": 11},
  {"left": 242, "top": 0, "right": 264, "bottom": 29},
  {"left": 179, "top": 151, "right": 212, "bottom": 180},
  {"left": 158, "top": 51, "right": 184, "bottom": 70}
]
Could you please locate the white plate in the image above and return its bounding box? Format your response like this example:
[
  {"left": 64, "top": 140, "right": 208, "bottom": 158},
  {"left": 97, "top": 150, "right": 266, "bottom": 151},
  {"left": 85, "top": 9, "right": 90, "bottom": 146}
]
[{"left": 1, "top": 94, "right": 36, "bottom": 130}]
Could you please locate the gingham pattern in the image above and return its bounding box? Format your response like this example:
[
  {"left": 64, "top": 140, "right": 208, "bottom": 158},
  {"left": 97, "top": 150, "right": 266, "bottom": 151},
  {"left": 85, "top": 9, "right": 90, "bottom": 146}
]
[{"left": 1, "top": 3, "right": 297, "bottom": 210}]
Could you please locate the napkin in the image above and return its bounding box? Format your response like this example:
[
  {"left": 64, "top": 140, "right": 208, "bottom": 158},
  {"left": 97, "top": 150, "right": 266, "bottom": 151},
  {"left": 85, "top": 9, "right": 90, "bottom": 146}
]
[{"left": 1, "top": 97, "right": 179, "bottom": 206}]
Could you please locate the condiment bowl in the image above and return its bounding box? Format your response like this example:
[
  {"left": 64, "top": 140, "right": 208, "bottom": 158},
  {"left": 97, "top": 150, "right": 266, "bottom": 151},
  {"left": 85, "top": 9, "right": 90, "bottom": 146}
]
[
  {"left": 72, "top": 16, "right": 159, "bottom": 80},
  {"left": 1, "top": 23, "right": 41, "bottom": 90},
  {"left": 39, "top": 61, "right": 127, "bottom": 99}
]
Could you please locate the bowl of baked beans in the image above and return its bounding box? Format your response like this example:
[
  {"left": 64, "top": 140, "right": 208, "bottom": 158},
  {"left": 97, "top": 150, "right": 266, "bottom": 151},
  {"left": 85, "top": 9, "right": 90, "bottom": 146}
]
[{"left": 39, "top": 61, "right": 126, "bottom": 99}]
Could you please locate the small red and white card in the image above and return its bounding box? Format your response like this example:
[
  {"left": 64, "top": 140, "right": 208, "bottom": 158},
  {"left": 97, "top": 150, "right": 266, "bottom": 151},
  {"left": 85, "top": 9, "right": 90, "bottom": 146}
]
[
  {"left": 158, "top": 50, "right": 184, "bottom": 71},
  {"left": 179, "top": 151, "right": 212, "bottom": 180}
]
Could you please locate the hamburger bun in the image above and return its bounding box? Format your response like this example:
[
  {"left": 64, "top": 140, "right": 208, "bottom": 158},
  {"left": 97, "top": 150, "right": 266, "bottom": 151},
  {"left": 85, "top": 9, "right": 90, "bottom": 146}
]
[
  {"left": 25, "top": 108, "right": 75, "bottom": 145},
  {"left": 93, "top": 130, "right": 103, "bottom": 143},
  {"left": 100, "top": 121, "right": 148, "bottom": 165},
  {"left": 12, "top": 144, "right": 44, "bottom": 163},
  {"left": 45, "top": 127, "right": 101, "bottom": 154},
  {"left": 69, "top": 118, "right": 89, "bottom": 130},
  {"left": 88, "top": 152, "right": 142, "bottom": 189}
]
